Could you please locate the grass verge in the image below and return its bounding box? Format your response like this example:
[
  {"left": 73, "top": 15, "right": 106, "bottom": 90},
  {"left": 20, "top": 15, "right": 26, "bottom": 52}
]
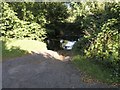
[
  {"left": 72, "top": 55, "right": 119, "bottom": 85},
  {"left": 1, "top": 38, "right": 47, "bottom": 61},
  {"left": 1, "top": 41, "right": 28, "bottom": 61}
]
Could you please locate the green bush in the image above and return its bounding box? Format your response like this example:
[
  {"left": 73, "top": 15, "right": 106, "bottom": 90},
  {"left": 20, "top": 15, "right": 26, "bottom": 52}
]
[
  {"left": 72, "top": 2, "right": 120, "bottom": 82},
  {"left": 72, "top": 37, "right": 90, "bottom": 55},
  {"left": 86, "top": 19, "right": 119, "bottom": 68},
  {"left": 85, "top": 18, "right": 119, "bottom": 81},
  {"left": 1, "top": 2, "right": 46, "bottom": 42}
]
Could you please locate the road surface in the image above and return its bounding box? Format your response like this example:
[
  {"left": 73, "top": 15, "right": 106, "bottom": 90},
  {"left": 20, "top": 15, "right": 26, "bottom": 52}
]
[{"left": 2, "top": 50, "right": 113, "bottom": 88}]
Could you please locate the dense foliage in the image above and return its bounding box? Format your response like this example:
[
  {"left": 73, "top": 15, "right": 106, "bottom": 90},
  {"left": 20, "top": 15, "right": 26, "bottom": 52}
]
[
  {"left": 1, "top": 1, "right": 119, "bottom": 83},
  {"left": 8, "top": 2, "right": 47, "bottom": 26},
  {"left": 44, "top": 2, "right": 70, "bottom": 50},
  {"left": 1, "top": 2, "right": 46, "bottom": 41},
  {"left": 86, "top": 19, "right": 119, "bottom": 68},
  {"left": 72, "top": 1, "right": 119, "bottom": 82}
]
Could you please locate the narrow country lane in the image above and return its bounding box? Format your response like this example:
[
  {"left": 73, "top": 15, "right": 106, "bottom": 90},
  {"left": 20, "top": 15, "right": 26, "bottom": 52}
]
[{"left": 2, "top": 50, "right": 112, "bottom": 88}]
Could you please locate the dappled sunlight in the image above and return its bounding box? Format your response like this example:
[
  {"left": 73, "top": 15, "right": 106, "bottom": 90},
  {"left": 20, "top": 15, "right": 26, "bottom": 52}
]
[
  {"left": 1, "top": 1, "right": 119, "bottom": 87},
  {"left": 31, "top": 50, "right": 71, "bottom": 62},
  {"left": 2, "top": 39, "right": 71, "bottom": 62}
]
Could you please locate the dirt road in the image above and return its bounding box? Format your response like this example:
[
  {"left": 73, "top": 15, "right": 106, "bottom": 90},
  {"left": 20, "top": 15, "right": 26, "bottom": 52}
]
[{"left": 2, "top": 50, "right": 112, "bottom": 88}]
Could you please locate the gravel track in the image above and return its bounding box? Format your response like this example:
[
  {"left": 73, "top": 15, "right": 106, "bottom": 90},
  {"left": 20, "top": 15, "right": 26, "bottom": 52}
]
[{"left": 2, "top": 50, "right": 113, "bottom": 88}]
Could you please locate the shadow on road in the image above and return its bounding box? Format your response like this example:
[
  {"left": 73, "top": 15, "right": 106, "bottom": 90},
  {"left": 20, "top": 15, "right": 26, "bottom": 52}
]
[{"left": 2, "top": 50, "right": 112, "bottom": 88}]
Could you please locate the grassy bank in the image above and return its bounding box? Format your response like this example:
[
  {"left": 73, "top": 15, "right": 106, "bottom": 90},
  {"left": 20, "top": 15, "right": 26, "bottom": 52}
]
[
  {"left": 1, "top": 39, "right": 47, "bottom": 61},
  {"left": 72, "top": 55, "right": 119, "bottom": 85},
  {"left": 1, "top": 40, "right": 28, "bottom": 61}
]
